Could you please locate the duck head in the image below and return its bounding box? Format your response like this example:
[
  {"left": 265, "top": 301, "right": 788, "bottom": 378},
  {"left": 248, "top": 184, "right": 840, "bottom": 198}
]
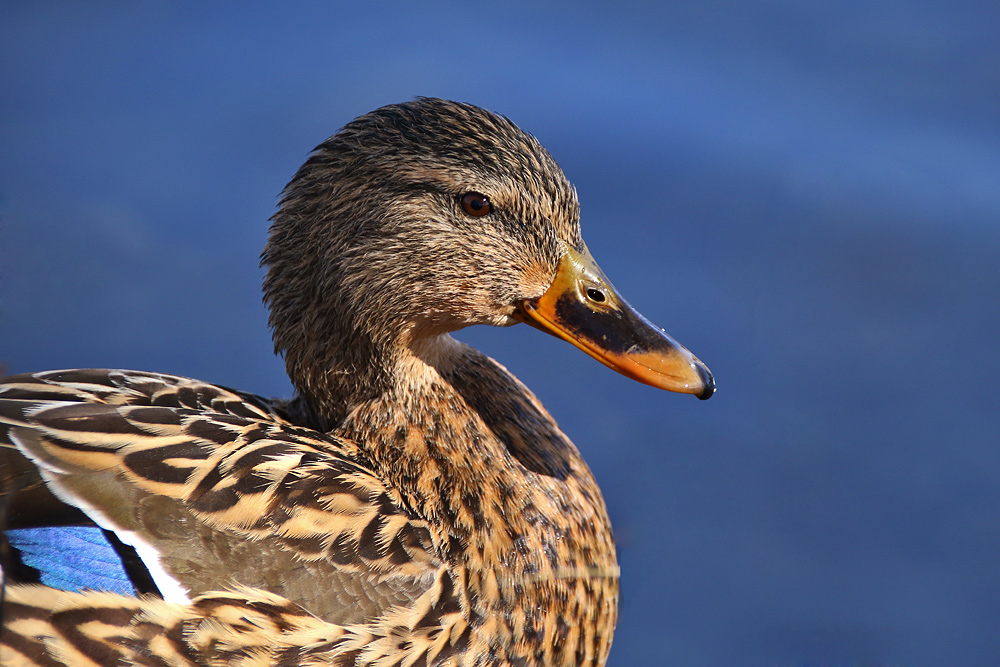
[{"left": 263, "top": 98, "right": 713, "bottom": 420}]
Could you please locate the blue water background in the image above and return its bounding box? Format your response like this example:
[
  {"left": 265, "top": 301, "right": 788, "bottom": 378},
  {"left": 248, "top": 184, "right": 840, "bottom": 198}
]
[{"left": 2, "top": 3, "right": 999, "bottom": 664}]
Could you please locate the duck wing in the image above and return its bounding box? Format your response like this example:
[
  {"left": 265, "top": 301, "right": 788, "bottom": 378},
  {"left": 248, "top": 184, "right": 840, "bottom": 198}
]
[
  {"left": 3, "top": 579, "right": 471, "bottom": 667},
  {"left": 0, "top": 370, "right": 443, "bottom": 627}
]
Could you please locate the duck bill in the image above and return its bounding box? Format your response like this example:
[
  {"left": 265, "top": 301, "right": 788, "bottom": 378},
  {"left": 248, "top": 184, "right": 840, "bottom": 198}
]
[{"left": 514, "top": 246, "right": 715, "bottom": 399}]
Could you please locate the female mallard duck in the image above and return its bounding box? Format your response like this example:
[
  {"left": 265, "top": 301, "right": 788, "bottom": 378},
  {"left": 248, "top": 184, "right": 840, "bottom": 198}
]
[{"left": 0, "top": 98, "right": 713, "bottom": 667}]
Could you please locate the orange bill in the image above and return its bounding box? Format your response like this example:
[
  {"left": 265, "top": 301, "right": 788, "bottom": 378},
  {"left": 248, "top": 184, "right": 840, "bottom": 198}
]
[{"left": 514, "top": 246, "right": 715, "bottom": 399}]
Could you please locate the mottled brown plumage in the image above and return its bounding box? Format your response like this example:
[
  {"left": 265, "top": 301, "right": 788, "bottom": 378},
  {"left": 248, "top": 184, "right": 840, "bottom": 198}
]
[{"left": 0, "top": 99, "right": 712, "bottom": 666}]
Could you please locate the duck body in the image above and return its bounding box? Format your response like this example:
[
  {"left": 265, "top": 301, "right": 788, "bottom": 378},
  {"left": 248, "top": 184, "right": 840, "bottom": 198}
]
[{"left": 1, "top": 99, "right": 712, "bottom": 666}]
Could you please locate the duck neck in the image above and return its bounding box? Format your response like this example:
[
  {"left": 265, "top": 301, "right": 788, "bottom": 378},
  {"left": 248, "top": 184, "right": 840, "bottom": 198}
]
[
  {"left": 336, "top": 334, "right": 606, "bottom": 535},
  {"left": 281, "top": 323, "right": 398, "bottom": 430},
  {"left": 329, "top": 334, "right": 618, "bottom": 663},
  {"left": 290, "top": 331, "right": 616, "bottom": 554}
]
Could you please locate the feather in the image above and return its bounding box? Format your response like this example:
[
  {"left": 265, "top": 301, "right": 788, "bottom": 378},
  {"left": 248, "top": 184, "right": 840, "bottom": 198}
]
[{"left": 5, "top": 527, "right": 132, "bottom": 595}]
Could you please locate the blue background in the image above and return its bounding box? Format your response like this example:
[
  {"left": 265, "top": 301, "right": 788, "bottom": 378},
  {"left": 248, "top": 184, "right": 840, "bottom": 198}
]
[{"left": 2, "top": 2, "right": 999, "bottom": 665}]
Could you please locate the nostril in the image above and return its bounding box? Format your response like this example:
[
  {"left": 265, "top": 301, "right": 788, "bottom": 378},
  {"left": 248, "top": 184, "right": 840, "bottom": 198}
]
[{"left": 586, "top": 288, "right": 606, "bottom": 303}]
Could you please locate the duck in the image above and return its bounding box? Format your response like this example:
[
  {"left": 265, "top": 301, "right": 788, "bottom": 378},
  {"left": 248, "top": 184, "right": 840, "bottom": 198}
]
[{"left": 0, "top": 98, "right": 714, "bottom": 667}]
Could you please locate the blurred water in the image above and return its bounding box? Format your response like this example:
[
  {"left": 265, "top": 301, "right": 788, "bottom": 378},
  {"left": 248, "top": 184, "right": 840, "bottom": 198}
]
[{"left": 2, "top": 2, "right": 999, "bottom": 664}]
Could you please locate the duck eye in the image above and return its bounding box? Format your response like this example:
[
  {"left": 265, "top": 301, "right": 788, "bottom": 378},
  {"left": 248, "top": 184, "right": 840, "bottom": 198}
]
[
  {"left": 460, "top": 192, "right": 493, "bottom": 217},
  {"left": 586, "top": 288, "right": 606, "bottom": 303}
]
